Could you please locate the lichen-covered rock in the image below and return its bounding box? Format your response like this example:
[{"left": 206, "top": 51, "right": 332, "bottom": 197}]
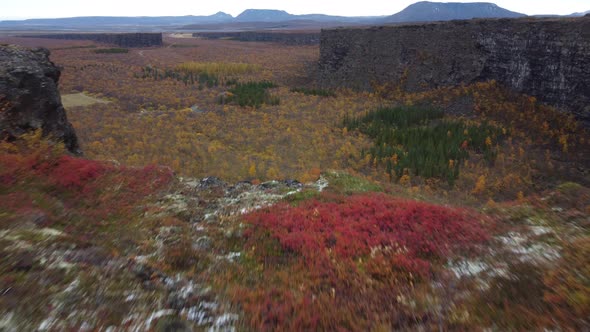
[
  {"left": 318, "top": 16, "right": 590, "bottom": 125},
  {"left": 0, "top": 45, "right": 80, "bottom": 153}
]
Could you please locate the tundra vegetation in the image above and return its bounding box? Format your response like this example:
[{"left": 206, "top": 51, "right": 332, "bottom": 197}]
[{"left": 0, "top": 34, "right": 588, "bottom": 330}]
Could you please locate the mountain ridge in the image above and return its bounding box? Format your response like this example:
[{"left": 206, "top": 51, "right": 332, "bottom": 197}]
[
  {"left": 383, "top": 1, "right": 525, "bottom": 23},
  {"left": 0, "top": 2, "right": 577, "bottom": 30},
  {"left": 0, "top": 13, "right": 233, "bottom": 26},
  {"left": 569, "top": 10, "right": 590, "bottom": 17}
]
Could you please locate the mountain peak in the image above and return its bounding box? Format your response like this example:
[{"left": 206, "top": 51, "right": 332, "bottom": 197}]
[
  {"left": 385, "top": 1, "right": 525, "bottom": 23},
  {"left": 570, "top": 10, "right": 590, "bottom": 17},
  {"left": 212, "top": 11, "right": 232, "bottom": 18},
  {"left": 236, "top": 9, "right": 294, "bottom": 22}
]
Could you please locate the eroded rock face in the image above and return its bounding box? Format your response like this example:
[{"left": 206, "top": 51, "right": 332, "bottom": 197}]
[
  {"left": 0, "top": 45, "right": 80, "bottom": 153},
  {"left": 194, "top": 32, "right": 320, "bottom": 45},
  {"left": 319, "top": 17, "right": 590, "bottom": 125},
  {"left": 27, "top": 33, "right": 163, "bottom": 48}
]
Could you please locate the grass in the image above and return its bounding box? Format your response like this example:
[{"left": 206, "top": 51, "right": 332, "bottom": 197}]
[
  {"left": 283, "top": 189, "right": 322, "bottom": 205},
  {"left": 323, "top": 171, "right": 381, "bottom": 194}
]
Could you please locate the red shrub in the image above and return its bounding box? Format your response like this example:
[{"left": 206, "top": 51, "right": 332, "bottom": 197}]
[
  {"left": 235, "top": 194, "right": 491, "bottom": 330},
  {"left": 244, "top": 193, "right": 489, "bottom": 271},
  {"left": 47, "top": 156, "right": 106, "bottom": 191},
  {"left": 237, "top": 194, "right": 491, "bottom": 329},
  {"left": 119, "top": 164, "right": 174, "bottom": 195}
]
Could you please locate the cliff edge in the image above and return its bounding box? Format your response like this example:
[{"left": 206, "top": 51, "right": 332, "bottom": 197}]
[
  {"left": 319, "top": 17, "right": 590, "bottom": 125},
  {"left": 0, "top": 45, "right": 80, "bottom": 153}
]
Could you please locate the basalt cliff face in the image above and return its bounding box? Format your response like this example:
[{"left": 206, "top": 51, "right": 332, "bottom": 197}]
[
  {"left": 194, "top": 32, "right": 320, "bottom": 45},
  {"left": 319, "top": 17, "right": 590, "bottom": 124},
  {"left": 0, "top": 45, "right": 80, "bottom": 153},
  {"left": 25, "top": 33, "right": 163, "bottom": 48}
]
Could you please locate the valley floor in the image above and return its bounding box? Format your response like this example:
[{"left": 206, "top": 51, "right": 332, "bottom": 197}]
[{"left": 0, "top": 34, "right": 588, "bottom": 330}]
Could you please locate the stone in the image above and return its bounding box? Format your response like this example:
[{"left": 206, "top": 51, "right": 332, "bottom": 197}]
[
  {"left": 198, "top": 177, "right": 226, "bottom": 189},
  {"left": 259, "top": 180, "right": 280, "bottom": 189},
  {"left": 283, "top": 179, "right": 303, "bottom": 188},
  {"left": 132, "top": 263, "right": 155, "bottom": 282},
  {"left": 22, "top": 210, "right": 50, "bottom": 228},
  {"left": 0, "top": 45, "right": 80, "bottom": 153},
  {"left": 64, "top": 246, "right": 110, "bottom": 266},
  {"left": 11, "top": 251, "right": 34, "bottom": 271},
  {"left": 193, "top": 236, "right": 212, "bottom": 251},
  {"left": 318, "top": 16, "right": 590, "bottom": 126},
  {"left": 234, "top": 180, "right": 253, "bottom": 189}
]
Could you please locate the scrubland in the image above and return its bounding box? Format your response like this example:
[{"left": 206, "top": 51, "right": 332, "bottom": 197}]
[{"left": 0, "top": 34, "right": 588, "bottom": 330}]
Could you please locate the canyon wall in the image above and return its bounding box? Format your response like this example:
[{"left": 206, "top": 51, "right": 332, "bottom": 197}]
[
  {"left": 194, "top": 31, "right": 320, "bottom": 45},
  {"left": 318, "top": 17, "right": 590, "bottom": 124},
  {"left": 26, "top": 33, "right": 163, "bottom": 48}
]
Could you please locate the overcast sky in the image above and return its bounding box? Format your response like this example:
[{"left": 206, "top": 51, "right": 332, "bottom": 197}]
[{"left": 1, "top": 0, "right": 588, "bottom": 20}]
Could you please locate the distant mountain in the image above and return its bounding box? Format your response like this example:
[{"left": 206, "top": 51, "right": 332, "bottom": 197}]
[
  {"left": 234, "top": 9, "right": 382, "bottom": 23},
  {"left": 383, "top": 1, "right": 525, "bottom": 23},
  {"left": 569, "top": 10, "right": 590, "bottom": 17},
  {"left": 0, "top": 12, "right": 233, "bottom": 28},
  {"left": 0, "top": 2, "right": 561, "bottom": 32},
  {"left": 235, "top": 9, "right": 293, "bottom": 22},
  {"left": 0, "top": 9, "right": 378, "bottom": 30}
]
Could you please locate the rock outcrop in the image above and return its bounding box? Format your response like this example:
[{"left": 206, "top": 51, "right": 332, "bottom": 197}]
[
  {"left": 24, "top": 33, "right": 163, "bottom": 48},
  {"left": 0, "top": 45, "right": 80, "bottom": 153},
  {"left": 318, "top": 17, "right": 590, "bottom": 125}
]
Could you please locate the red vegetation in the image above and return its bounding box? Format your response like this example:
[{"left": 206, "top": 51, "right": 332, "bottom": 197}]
[
  {"left": 245, "top": 193, "right": 489, "bottom": 275},
  {"left": 0, "top": 132, "right": 174, "bottom": 228},
  {"left": 230, "top": 193, "right": 492, "bottom": 330},
  {"left": 44, "top": 155, "right": 106, "bottom": 191}
]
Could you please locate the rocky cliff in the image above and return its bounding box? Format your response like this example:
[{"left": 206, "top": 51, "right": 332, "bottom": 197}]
[
  {"left": 318, "top": 17, "right": 590, "bottom": 124},
  {"left": 0, "top": 45, "right": 80, "bottom": 153},
  {"left": 194, "top": 31, "right": 320, "bottom": 45},
  {"left": 25, "top": 33, "right": 163, "bottom": 48}
]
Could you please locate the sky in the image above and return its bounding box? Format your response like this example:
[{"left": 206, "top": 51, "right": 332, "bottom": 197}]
[{"left": 1, "top": 0, "right": 589, "bottom": 20}]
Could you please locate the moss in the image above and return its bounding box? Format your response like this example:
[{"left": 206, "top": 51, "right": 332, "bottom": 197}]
[
  {"left": 283, "top": 189, "right": 321, "bottom": 205},
  {"left": 556, "top": 181, "right": 584, "bottom": 193},
  {"left": 324, "top": 171, "right": 382, "bottom": 195}
]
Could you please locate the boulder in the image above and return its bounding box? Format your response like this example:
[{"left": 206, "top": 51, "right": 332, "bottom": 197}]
[{"left": 0, "top": 45, "right": 80, "bottom": 153}]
